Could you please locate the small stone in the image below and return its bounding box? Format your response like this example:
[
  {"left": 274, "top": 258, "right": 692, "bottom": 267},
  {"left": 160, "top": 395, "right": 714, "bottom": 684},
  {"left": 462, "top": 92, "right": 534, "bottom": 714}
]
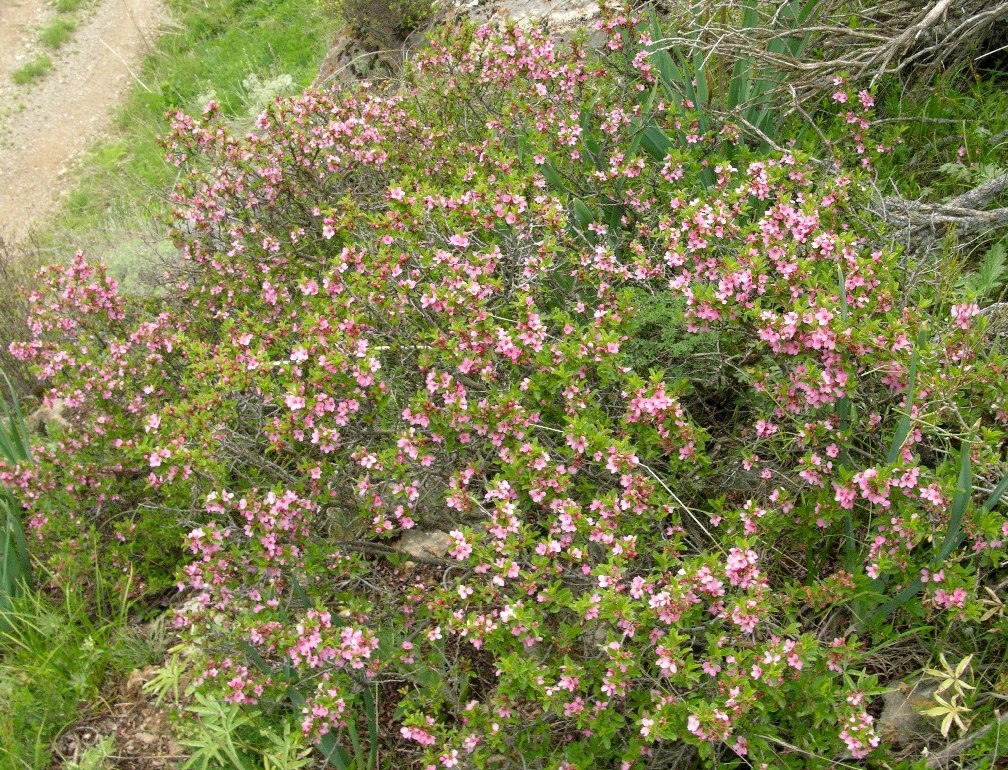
[
  {"left": 878, "top": 678, "right": 939, "bottom": 746},
  {"left": 395, "top": 529, "right": 453, "bottom": 559}
]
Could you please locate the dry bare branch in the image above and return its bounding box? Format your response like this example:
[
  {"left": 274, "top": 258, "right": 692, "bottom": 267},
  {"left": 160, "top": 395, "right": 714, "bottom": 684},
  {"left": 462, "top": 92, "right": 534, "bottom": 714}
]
[{"left": 924, "top": 710, "right": 1008, "bottom": 768}]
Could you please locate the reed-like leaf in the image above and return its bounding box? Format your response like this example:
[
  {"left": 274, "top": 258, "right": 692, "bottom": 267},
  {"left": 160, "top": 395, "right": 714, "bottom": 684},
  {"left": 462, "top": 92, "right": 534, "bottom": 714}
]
[
  {"left": 540, "top": 162, "right": 565, "bottom": 192},
  {"left": 346, "top": 719, "right": 363, "bottom": 770},
  {"left": 639, "top": 124, "right": 673, "bottom": 162},
  {"left": 871, "top": 441, "right": 975, "bottom": 621},
  {"left": 572, "top": 198, "right": 594, "bottom": 234},
  {"left": 362, "top": 686, "right": 379, "bottom": 770},
  {"left": 886, "top": 337, "right": 922, "bottom": 464},
  {"left": 0, "top": 373, "right": 32, "bottom": 625},
  {"left": 937, "top": 440, "right": 972, "bottom": 562},
  {"left": 728, "top": 56, "right": 753, "bottom": 112},
  {"left": 980, "top": 469, "right": 1008, "bottom": 514},
  {"left": 0, "top": 371, "right": 31, "bottom": 464}
]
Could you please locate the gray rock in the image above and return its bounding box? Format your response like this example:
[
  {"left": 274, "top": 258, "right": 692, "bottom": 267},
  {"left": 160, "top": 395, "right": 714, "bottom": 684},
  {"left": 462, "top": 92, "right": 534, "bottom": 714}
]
[{"left": 395, "top": 528, "right": 453, "bottom": 559}]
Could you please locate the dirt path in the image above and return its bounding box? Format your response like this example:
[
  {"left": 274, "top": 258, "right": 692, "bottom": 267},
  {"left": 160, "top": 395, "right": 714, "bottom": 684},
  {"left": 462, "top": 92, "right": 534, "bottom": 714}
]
[{"left": 0, "top": 0, "right": 163, "bottom": 243}]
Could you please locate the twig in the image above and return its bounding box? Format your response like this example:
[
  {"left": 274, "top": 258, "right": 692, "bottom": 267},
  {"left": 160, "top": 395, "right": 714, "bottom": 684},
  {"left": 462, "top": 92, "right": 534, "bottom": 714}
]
[
  {"left": 871, "top": 0, "right": 955, "bottom": 84},
  {"left": 637, "top": 460, "right": 724, "bottom": 552},
  {"left": 99, "top": 37, "right": 152, "bottom": 93},
  {"left": 925, "top": 711, "right": 1008, "bottom": 768}
]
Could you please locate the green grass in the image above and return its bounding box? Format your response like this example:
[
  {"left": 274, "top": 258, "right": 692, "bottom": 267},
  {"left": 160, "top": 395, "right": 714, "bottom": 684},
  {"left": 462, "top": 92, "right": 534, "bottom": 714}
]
[
  {"left": 41, "top": 0, "right": 331, "bottom": 269},
  {"left": 1, "top": 9, "right": 331, "bottom": 765},
  {"left": 11, "top": 56, "right": 53, "bottom": 85},
  {"left": 40, "top": 16, "right": 78, "bottom": 50},
  {"left": 874, "top": 76, "right": 1008, "bottom": 199},
  {"left": 0, "top": 576, "right": 166, "bottom": 770}
]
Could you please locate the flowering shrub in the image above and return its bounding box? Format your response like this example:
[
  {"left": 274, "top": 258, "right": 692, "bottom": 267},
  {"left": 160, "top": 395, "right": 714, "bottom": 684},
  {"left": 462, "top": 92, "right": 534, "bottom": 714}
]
[
  {"left": 0, "top": 239, "right": 42, "bottom": 399},
  {"left": 6, "top": 11, "right": 1008, "bottom": 769}
]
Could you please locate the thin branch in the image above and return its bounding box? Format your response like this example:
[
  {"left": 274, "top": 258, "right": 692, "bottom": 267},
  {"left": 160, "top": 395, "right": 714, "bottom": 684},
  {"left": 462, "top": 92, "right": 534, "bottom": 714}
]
[{"left": 925, "top": 711, "right": 1008, "bottom": 769}]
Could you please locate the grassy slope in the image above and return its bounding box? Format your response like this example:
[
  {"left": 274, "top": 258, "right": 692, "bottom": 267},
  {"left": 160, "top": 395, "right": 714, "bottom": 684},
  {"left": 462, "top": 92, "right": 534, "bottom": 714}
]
[
  {"left": 0, "top": 582, "right": 168, "bottom": 770},
  {"left": 39, "top": 0, "right": 330, "bottom": 281},
  {"left": 1, "top": 3, "right": 330, "bottom": 768}
]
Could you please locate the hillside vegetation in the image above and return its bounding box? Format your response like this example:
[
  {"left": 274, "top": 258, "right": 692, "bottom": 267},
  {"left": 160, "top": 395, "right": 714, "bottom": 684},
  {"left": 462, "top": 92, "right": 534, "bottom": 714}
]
[{"left": 3, "top": 1, "right": 1008, "bottom": 768}]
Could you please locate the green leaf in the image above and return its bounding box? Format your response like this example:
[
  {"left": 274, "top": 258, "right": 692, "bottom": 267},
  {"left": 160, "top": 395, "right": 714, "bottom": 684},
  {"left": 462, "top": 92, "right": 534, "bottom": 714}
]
[
  {"left": 954, "top": 654, "right": 973, "bottom": 678},
  {"left": 362, "top": 686, "right": 378, "bottom": 770},
  {"left": 959, "top": 241, "right": 1007, "bottom": 298},
  {"left": 938, "top": 162, "right": 971, "bottom": 182},
  {"left": 941, "top": 711, "right": 955, "bottom": 738},
  {"left": 937, "top": 440, "right": 972, "bottom": 562},
  {"left": 0, "top": 373, "right": 32, "bottom": 627},
  {"left": 979, "top": 468, "right": 1008, "bottom": 513},
  {"left": 540, "top": 162, "right": 566, "bottom": 192},
  {"left": 346, "top": 719, "right": 362, "bottom": 770},
  {"left": 628, "top": 83, "right": 658, "bottom": 166},
  {"left": 692, "top": 47, "right": 708, "bottom": 112},
  {"left": 572, "top": 198, "right": 594, "bottom": 232},
  {"left": 238, "top": 639, "right": 273, "bottom": 677},
  {"left": 728, "top": 56, "right": 753, "bottom": 113},
  {"left": 740, "top": 0, "right": 759, "bottom": 30},
  {"left": 887, "top": 332, "right": 924, "bottom": 464},
  {"left": 638, "top": 124, "right": 673, "bottom": 162},
  {"left": 290, "top": 575, "right": 312, "bottom": 610},
  {"left": 0, "top": 372, "right": 32, "bottom": 465},
  {"left": 647, "top": 14, "right": 681, "bottom": 102}
]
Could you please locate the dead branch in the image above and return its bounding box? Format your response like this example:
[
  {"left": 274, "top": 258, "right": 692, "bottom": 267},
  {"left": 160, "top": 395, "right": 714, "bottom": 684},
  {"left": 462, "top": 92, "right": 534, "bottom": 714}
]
[
  {"left": 924, "top": 710, "right": 1008, "bottom": 768},
  {"left": 648, "top": 0, "right": 1008, "bottom": 109},
  {"left": 876, "top": 178, "right": 1008, "bottom": 239}
]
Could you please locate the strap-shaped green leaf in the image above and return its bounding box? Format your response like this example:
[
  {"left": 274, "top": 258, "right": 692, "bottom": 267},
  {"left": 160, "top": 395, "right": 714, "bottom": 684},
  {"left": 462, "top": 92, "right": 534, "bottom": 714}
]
[
  {"left": 638, "top": 124, "right": 673, "bottom": 162},
  {"left": 728, "top": 56, "right": 754, "bottom": 112},
  {"left": 980, "top": 470, "right": 1008, "bottom": 514},
  {"left": 0, "top": 371, "right": 31, "bottom": 464},
  {"left": 937, "top": 440, "right": 972, "bottom": 562},
  {"left": 0, "top": 372, "right": 33, "bottom": 627},
  {"left": 540, "top": 162, "right": 565, "bottom": 192},
  {"left": 362, "top": 686, "right": 378, "bottom": 770},
  {"left": 887, "top": 331, "right": 925, "bottom": 464}
]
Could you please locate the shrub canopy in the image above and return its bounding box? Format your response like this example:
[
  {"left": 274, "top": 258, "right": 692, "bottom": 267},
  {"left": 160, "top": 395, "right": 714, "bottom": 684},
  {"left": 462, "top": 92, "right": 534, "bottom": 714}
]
[{"left": 6, "top": 14, "right": 1008, "bottom": 769}]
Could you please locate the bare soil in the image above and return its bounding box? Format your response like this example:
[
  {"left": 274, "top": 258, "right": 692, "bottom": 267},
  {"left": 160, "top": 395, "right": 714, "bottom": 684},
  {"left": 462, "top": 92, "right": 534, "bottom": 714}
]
[
  {"left": 0, "top": 0, "right": 163, "bottom": 243},
  {"left": 50, "top": 664, "right": 184, "bottom": 770}
]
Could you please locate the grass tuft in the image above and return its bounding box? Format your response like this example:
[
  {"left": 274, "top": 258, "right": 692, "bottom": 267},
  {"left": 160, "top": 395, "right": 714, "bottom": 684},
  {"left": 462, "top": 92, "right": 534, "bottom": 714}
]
[
  {"left": 11, "top": 56, "right": 53, "bottom": 85},
  {"left": 0, "top": 574, "right": 145, "bottom": 770},
  {"left": 40, "top": 16, "right": 78, "bottom": 49}
]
